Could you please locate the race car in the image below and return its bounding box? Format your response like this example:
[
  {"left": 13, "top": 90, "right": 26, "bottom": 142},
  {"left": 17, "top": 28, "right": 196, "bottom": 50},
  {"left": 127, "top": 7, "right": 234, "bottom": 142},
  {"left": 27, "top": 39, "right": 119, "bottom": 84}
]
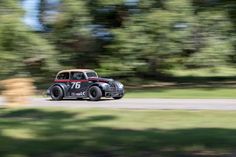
[{"left": 47, "top": 69, "right": 124, "bottom": 101}]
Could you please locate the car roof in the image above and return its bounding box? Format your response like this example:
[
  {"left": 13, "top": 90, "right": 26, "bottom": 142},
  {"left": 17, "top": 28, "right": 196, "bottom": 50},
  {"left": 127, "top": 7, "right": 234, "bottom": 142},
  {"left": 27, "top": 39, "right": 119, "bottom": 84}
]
[{"left": 57, "top": 69, "right": 95, "bottom": 73}]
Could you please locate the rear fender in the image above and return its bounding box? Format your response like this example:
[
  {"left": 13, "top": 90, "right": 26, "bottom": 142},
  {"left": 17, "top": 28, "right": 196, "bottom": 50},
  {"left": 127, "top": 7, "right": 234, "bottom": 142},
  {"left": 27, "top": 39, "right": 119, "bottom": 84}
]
[{"left": 49, "top": 83, "right": 70, "bottom": 96}]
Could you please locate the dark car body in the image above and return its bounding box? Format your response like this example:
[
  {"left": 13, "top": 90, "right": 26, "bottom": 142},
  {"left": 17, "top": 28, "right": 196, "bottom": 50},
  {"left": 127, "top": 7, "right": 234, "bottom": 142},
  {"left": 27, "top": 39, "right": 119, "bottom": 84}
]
[{"left": 47, "top": 69, "right": 124, "bottom": 101}]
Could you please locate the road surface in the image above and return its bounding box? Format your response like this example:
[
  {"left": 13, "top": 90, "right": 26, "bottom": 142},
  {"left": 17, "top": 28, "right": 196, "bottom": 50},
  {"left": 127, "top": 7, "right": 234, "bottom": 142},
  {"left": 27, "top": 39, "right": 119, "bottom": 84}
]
[{"left": 1, "top": 97, "right": 236, "bottom": 110}]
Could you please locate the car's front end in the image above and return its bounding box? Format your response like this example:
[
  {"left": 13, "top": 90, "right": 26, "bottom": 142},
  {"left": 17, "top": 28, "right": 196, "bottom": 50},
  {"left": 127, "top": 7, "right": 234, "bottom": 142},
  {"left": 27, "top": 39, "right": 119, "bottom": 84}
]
[
  {"left": 95, "top": 79, "right": 124, "bottom": 99},
  {"left": 109, "top": 81, "right": 124, "bottom": 98}
]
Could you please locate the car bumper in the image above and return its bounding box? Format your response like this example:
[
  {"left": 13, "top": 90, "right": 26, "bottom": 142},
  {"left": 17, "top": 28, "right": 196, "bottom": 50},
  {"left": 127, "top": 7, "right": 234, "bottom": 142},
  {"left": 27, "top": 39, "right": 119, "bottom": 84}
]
[{"left": 105, "top": 89, "right": 124, "bottom": 97}]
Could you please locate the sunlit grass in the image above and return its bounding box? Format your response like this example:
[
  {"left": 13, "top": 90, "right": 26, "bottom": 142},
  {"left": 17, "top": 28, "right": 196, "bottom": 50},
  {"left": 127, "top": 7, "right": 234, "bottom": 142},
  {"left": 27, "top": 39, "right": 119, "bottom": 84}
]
[
  {"left": 0, "top": 108, "right": 236, "bottom": 157},
  {"left": 125, "top": 87, "right": 236, "bottom": 98}
]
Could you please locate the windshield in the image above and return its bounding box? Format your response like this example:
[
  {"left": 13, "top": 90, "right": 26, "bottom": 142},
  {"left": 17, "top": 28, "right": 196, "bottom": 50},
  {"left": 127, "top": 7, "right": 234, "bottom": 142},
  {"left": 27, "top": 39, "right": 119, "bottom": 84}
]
[{"left": 86, "top": 72, "right": 98, "bottom": 78}]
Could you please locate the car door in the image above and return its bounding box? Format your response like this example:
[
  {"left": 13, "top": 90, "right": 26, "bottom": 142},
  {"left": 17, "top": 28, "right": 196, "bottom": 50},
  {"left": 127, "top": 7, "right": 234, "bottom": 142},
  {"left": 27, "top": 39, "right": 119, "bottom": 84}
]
[
  {"left": 69, "top": 71, "right": 89, "bottom": 97},
  {"left": 54, "top": 72, "right": 70, "bottom": 96}
]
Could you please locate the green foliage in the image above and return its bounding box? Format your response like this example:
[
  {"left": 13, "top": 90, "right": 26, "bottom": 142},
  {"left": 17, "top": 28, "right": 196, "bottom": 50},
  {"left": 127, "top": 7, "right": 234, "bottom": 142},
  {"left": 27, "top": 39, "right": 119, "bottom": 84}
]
[
  {"left": 99, "top": 0, "right": 235, "bottom": 77},
  {"left": 186, "top": 37, "right": 234, "bottom": 67},
  {"left": 47, "top": 0, "right": 101, "bottom": 68},
  {"left": 0, "top": 1, "right": 59, "bottom": 79},
  {"left": 103, "top": 0, "right": 194, "bottom": 76},
  {"left": 185, "top": 10, "right": 235, "bottom": 68},
  {"left": 0, "top": 0, "right": 236, "bottom": 82}
]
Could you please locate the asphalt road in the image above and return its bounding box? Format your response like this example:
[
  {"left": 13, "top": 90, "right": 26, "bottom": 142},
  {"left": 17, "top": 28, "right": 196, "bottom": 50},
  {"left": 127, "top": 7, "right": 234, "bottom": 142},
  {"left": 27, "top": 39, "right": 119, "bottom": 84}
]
[{"left": 1, "top": 97, "right": 236, "bottom": 110}]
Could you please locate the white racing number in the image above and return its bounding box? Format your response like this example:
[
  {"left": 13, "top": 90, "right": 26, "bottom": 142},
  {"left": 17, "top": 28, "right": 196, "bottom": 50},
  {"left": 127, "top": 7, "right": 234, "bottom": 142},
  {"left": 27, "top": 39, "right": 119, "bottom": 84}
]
[{"left": 71, "top": 82, "right": 81, "bottom": 89}]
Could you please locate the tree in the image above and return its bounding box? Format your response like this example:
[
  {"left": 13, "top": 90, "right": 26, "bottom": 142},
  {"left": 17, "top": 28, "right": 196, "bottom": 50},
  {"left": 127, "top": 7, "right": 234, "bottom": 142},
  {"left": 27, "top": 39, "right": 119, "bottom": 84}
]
[
  {"left": 40, "top": 0, "right": 99, "bottom": 69},
  {"left": 185, "top": 10, "right": 234, "bottom": 68},
  {"left": 101, "top": 0, "right": 194, "bottom": 77},
  {"left": 0, "top": 0, "right": 59, "bottom": 80},
  {"left": 38, "top": 0, "right": 236, "bottom": 78}
]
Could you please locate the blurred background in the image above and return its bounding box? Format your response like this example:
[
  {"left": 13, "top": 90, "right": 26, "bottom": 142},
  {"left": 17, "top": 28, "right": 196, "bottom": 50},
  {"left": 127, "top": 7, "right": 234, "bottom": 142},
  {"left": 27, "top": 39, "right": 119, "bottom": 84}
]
[
  {"left": 1, "top": 1, "right": 236, "bottom": 156},
  {"left": 0, "top": 0, "right": 236, "bottom": 90}
]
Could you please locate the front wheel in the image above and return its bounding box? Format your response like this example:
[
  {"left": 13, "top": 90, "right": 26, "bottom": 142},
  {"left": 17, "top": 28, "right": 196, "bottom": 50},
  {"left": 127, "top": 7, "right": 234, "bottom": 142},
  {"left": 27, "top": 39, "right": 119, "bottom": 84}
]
[
  {"left": 113, "top": 95, "right": 123, "bottom": 100},
  {"left": 88, "top": 86, "right": 102, "bottom": 101}
]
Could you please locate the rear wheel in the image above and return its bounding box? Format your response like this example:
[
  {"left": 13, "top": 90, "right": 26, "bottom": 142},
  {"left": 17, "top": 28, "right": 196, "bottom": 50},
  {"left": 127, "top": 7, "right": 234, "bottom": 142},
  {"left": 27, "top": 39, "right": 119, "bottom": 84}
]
[
  {"left": 50, "top": 85, "right": 64, "bottom": 100},
  {"left": 88, "top": 86, "right": 102, "bottom": 101}
]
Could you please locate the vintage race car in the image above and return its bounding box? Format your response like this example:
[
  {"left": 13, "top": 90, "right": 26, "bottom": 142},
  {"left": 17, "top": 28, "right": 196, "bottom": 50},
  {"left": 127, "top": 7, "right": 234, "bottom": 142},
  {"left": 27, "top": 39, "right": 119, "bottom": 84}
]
[{"left": 47, "top": 69, "right": 124, "bottom": 101}]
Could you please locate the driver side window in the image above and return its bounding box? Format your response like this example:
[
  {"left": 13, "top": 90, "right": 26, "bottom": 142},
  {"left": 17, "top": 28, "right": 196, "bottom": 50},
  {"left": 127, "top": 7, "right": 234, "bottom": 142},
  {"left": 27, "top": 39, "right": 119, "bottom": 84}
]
[
  {"left": 71, "top": 72, "right": 86, "bottom": 80},
  {"left": 57, "top": 72, "right": 69, "bottom": 80}
]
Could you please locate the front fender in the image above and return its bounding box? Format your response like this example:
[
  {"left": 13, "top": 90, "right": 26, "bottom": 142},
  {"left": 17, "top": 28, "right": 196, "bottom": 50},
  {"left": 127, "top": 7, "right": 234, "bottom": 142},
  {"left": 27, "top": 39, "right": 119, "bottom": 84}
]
[{"left": 88, "top": 82, "right": 109, "bottom": 92}]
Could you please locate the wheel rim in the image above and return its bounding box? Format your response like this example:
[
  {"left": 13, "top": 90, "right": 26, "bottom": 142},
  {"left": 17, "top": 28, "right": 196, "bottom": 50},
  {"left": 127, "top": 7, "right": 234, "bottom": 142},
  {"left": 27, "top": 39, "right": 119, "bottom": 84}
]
[
  {"left": 90, "top": 88, "right": 97, "bottom": 97},
  {"left": 52, "top": 88, "right": 60, "bottom": 97}
]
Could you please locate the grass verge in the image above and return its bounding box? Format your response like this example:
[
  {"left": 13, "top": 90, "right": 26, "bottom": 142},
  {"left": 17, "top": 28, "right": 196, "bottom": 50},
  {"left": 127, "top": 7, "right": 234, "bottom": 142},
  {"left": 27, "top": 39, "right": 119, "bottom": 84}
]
[
  {"left": 0, "top": 108, "right": 236, "bottom": 157},
  {"left": 125, "top": 87, "right": 236, "bottom": 98}
]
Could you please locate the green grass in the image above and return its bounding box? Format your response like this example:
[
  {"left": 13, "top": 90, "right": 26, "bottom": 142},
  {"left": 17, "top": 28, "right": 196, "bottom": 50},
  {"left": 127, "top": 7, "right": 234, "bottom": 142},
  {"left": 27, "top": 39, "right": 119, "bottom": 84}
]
[
  {"left": 0, "top": 108, "right": 236, "bottom": 157},
  {"left": 122, "top": 65, "right": 236, "bottom": 98},
  {"left": 125, "top": 87, "right": 236, "bottom": 98}
]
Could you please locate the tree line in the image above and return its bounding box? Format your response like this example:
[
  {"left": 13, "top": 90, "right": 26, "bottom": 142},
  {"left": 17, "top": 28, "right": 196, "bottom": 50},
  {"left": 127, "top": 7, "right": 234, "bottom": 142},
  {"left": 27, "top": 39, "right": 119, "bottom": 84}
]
[{"left": 0, "top": 0, "right": 235, "bottom": 84}]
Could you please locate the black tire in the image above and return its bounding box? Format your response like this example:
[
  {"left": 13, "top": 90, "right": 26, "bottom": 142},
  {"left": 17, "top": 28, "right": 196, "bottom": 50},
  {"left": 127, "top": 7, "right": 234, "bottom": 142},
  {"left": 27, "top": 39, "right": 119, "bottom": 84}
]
[
  {"left": 50, "top": 85, "right": 64, "bottom": 100},
  {"left": 88, "top": 86, "right": 102, "bottom": 101},
  {"left": 113, "top": 95, "right": 123, "bottom": 100}
]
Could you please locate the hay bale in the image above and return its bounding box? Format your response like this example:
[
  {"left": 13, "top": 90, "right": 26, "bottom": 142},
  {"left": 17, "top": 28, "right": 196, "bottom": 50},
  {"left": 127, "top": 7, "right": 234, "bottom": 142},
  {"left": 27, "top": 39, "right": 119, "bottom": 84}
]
[{"left": 0, "top": 78, "right": 36, "bottom": 107}]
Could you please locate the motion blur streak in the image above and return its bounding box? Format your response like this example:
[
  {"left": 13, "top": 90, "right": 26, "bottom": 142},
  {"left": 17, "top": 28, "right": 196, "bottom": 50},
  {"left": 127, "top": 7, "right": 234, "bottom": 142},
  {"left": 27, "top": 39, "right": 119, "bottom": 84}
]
[{"left": 0, "top": 0, "right": 235, "bottom": 90}]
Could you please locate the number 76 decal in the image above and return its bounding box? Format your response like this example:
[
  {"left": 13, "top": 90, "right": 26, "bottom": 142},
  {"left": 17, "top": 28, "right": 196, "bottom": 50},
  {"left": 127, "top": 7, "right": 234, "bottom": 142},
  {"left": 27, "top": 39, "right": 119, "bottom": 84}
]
[{"left": 71, "top": 82, "right": 81, "bottom": 89}]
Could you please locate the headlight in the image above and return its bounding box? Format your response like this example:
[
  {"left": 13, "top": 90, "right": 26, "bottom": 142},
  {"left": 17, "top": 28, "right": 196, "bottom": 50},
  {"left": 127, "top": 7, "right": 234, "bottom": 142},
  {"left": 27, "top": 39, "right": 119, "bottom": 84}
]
[
  {"left": 101, "top": 83, "right": 110, "bottom": 90},
  {"left": 116, "top": 82, "right": 124, "bottom": 89},
  {"left": 104, "top": 84, "right": 110, "bottom": 89}
]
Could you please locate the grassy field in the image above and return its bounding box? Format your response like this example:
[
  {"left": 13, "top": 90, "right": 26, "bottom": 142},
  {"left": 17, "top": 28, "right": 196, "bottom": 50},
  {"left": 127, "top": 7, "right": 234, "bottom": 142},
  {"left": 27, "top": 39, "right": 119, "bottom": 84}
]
[
  {"left": 0, "top": 108, "right": 236, "bottom": 157},
  {"left": 123, "top": 67, "right": 236, "bottom": 98},
  {"left": 125, "top": 87, "right": 236, "bottom": 98}
]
